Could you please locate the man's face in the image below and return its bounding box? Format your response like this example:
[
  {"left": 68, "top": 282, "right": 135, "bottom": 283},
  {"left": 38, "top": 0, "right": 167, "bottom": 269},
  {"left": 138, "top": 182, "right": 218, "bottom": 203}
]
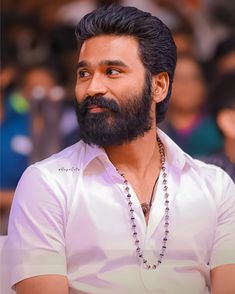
[{"left": 75, "top": 35, "right": 154, "bottom": 148}]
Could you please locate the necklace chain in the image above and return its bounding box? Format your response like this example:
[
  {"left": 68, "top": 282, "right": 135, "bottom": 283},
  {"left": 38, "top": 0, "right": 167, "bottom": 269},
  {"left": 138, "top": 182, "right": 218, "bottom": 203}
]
[
  {"left": 116, "top": 137, "right": 169, "bottom": 270},
  {"left": 141, "top": 174, "right": 159, "bottom": 216}
]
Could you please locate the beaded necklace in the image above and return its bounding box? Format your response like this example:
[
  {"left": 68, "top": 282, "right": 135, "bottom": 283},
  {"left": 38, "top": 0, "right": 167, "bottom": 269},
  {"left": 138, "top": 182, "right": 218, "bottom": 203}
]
[{"left": 116, "top": 137, "right": 169, "bottom": 269}]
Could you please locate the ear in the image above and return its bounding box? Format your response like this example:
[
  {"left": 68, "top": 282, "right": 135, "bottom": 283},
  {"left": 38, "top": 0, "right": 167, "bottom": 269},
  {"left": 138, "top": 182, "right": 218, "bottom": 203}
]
[{"left": 152, "top": 72, "right": 169, "bottom": 103}]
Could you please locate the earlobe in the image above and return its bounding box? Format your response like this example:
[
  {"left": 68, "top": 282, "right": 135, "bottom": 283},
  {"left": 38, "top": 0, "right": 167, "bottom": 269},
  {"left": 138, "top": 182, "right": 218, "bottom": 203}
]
[{"left": 152, "top": 72, "right": 169, "bottom": 103}]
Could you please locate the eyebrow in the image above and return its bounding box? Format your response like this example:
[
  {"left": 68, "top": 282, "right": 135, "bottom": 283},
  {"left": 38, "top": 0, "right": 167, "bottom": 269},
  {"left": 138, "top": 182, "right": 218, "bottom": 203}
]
[
  {"left": 77, "top": 61, "right": 89, "bottom": 70},
  {"left": 77, "top": 59, "right": 129, "bottom": 70}
]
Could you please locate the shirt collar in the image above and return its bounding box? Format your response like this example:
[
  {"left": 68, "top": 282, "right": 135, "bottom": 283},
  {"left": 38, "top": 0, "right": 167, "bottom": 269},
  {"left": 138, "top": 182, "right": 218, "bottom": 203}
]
[
  {"left": 81, "top": 141, "right": 109, "bottom": 170},
  {"left": 80, "top": 128, "right": 186, "bottom": 172},
  {"left": 157, "top": 128, "right": 186, "bottom": 171}
]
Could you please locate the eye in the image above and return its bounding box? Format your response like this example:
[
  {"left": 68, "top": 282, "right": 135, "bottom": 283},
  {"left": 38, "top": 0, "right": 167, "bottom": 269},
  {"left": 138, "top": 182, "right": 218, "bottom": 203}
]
[
  {"left": 106, "top": 68, "right": 121, "bottom": 76},
  {"left": 78, "top": 70, "right": 90, "bottom": 79}
]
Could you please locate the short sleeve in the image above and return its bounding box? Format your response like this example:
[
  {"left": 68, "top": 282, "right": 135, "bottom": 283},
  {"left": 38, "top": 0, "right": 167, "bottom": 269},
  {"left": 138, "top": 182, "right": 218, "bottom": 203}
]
[
  {"left": 209, "top": 172, "right": 235, "bottom": 269},
  {"left": 6, "top": 165, "right": 67, "bottom": 289}
]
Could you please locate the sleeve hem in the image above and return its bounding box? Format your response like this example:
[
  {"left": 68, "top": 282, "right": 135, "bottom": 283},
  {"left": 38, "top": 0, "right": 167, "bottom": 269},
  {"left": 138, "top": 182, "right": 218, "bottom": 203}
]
[{"left": 10, "top": 266, "right": 67, "bottom": 290}]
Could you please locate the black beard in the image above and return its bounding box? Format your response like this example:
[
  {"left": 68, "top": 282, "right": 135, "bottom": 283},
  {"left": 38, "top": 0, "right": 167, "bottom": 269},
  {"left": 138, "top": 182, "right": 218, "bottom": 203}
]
[{"left": 75, "top": 73, "right": 153, "bottom": 148}]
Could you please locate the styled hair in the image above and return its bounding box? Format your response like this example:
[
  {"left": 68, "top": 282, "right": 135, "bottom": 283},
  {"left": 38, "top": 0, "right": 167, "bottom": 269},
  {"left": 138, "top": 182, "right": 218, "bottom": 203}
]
[{"left": 75, "top": 5, "right": 177, "bottom": 123}]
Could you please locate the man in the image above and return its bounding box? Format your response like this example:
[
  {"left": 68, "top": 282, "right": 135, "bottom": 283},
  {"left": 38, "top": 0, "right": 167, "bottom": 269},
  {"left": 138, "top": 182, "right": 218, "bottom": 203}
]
[{"left": 6, "top": 5, "right": 235, "bottom": 294}]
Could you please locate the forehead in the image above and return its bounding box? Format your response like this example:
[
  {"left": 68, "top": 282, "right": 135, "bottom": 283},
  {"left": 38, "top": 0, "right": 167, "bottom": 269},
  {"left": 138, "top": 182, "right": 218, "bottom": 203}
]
[{"left": 78, "top": 35, "right": 144, "bottom": 68}]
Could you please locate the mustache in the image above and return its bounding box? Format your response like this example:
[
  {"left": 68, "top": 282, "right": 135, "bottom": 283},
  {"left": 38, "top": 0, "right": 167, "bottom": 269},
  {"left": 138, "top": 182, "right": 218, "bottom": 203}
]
[{"left": 78, "top": 96, "right": 120, "bottom": 115}]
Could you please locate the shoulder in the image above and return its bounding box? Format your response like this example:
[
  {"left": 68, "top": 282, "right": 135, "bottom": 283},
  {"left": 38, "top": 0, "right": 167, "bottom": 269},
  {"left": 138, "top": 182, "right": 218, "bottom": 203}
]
[
  {"left": 24, "top": 140, "right": 87, "bottom": 180},
  {"left": 160, "top": 127, "right": 233, "bottom": 186},
  {"left": 34, "top": 140, "right": 86, "bottom": 171},
  {"left": 161, "top": 126, "right": 234, "bottom": 203},
  {"left": 16, "top": 141, "right": 87, "bottom": 197},
  {"left": 200, "top": 152, "right": 235, "bottom": 182},
  {"left": 182, "top": 152, "right": 235, "bottom": 206},
  {"left": 185, "top": 152, "right": 232, "bottom": 181}
]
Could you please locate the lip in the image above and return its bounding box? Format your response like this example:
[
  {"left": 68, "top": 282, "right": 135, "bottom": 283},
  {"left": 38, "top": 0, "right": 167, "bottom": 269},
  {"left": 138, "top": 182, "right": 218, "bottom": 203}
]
[{"left": 87, "top": 106, "right": 108, "bottom": 113}]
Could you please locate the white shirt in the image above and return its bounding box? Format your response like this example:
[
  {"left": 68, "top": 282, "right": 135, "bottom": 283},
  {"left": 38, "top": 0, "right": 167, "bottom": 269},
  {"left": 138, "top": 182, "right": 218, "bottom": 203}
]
[{"left": 6, "top": 130, "right": 235, "bottom": 294}]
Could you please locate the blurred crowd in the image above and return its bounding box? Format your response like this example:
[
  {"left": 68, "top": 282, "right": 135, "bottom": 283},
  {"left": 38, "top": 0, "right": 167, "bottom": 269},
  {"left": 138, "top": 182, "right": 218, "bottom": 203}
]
[{"left": 1, "top": 0, "right": 235, "bottom": 234}]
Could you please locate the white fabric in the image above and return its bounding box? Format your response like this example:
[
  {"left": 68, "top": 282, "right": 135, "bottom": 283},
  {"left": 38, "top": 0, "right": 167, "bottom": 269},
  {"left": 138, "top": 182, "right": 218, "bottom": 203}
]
[
  {"left": 6, "top": 130, "right": 235, "bottom": 293},
  {"left": 0, "top": 235, "right": 15, "bottom": 294}
]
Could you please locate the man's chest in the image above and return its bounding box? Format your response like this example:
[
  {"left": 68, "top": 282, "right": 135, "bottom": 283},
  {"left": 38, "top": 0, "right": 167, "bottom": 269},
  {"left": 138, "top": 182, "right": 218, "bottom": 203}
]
[{"left": 64, "top": 178, "right": 217, "bottom": 266}]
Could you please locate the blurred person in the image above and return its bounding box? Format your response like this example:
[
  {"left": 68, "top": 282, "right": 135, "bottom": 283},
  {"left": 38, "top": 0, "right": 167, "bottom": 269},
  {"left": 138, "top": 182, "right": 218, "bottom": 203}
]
[
  {"left": 172, "top": 25, "right": 195, "bottom": 56},
  {"left": 0, "top": 62, "right": 30, "bottom": 235},
  {"left": 213, "top": 35, "right": 235, "bottom": 75},
  {"left": 160, "top": 53, "right": 223, "bottom": 156},
  {"left": 3, "top": 15, "right": 50, "bottom": 67},
  {"left": 22, "top": 64, "right": 81, "bottom": 153},
  {"left": 201, "top": 71, "right": 235, "bottom": 181},
  {"left": 5, "top": 6, "right": 235, "bottom": 294},
  {"left": 20, "top": 65, "right": 65, "bottom": 163},
  {"left": 49, "top": 25, "right": 81, "bottom": 147}
]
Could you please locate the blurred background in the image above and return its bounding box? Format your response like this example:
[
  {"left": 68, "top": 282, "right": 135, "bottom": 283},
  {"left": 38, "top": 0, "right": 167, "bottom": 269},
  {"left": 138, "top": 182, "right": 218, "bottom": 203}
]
[{"left": 1, "top": 0, "right": 235, "bottom": 234}]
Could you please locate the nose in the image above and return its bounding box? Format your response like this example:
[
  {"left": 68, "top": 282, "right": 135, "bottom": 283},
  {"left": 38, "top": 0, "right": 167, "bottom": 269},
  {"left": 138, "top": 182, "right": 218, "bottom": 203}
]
[{"left": 86, "top": 73, "right": 107, "bottom": 97}]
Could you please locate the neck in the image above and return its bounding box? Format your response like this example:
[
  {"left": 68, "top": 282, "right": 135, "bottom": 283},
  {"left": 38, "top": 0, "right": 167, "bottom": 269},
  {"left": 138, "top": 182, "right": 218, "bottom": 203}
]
[
  {"left": 105, "top": 126, "right": 160, "bottom": 179},
  {"left": 224, "top": 137, "right": 235, "bottom": 163}
]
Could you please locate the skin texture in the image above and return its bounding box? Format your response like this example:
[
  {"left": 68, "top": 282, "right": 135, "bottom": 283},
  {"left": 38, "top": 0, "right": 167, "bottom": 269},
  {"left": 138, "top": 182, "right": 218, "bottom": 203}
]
[
  {"left": 16, "top": 275, "right": 69, "bottom": 294},
  {"left": 211, "top": 265, "right": 235, "bottom": 294},
  {"left": 16, "top": 35, "right": 235, "bottom": 294}
]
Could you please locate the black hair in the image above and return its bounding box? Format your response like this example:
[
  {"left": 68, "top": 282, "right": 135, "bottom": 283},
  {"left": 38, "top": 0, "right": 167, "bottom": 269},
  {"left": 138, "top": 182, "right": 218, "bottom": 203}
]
[
  {"left": 208, "top": 70, "right": 235, "bottom": 118},
  {"left": 75, "top": 5, "right": 177, "bottom": 123}
]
